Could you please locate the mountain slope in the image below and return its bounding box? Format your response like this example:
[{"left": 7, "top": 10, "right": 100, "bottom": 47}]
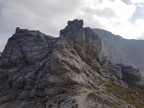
[
  {"left": 93, "top": 28, "right": 144, "bottom": 76},
  {"left": 0, "top": 20, "right": 143, "bottom": 108}
]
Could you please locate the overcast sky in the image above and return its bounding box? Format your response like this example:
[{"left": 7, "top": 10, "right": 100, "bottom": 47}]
[{"left": 0, "top": 0, "right": 144, "bottom": 51}]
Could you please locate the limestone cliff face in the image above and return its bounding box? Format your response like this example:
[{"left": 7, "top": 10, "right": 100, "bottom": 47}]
[{"left": 0, "top": 19, "right": 143, "bottom": 108}]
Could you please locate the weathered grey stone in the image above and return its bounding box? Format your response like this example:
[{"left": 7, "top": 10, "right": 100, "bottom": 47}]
[
  {"left": 60, "top": 19, "right": 83, "bottom": 36},
  {"left": 0, "top": 28, "right": 55, "bottom": 67}
]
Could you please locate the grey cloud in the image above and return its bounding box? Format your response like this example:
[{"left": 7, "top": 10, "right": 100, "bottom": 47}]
[
  {"left": 77, "top": 11, "right": 106, "bottom": 29},
  {"left": 131, "top": 5, "right": 144, "bottom": 22},
  {"left": 122, "top": 0, "right": 131, "bottom": 4},
  {"left": 0, "top": 0, "right": 82, "bottom": 36},
  {"left": 84, "top": 7, "right": 116, "bottom": 18},
  {"left": 96, "top": 8, "right": 116, "bottom": 18}
]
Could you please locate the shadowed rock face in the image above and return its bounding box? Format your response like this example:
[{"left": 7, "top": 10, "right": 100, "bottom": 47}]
[
  {"left": 0, "top": 19, "right": 143, "bottom": 108},
  {"left": 60, "top": 19, "right": 83, "bottom": 36},
  {"left": 0, "top": 27, "right": 56, "bottom": 68}
]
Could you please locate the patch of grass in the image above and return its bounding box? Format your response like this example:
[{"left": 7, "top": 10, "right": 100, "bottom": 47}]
[
  {"left": 57, "top": 83, "right": 82, "bottom": 97},
  {"left": 87, "top": 93, "right": 120, "bottom": 108},
  {"left": 53, "top": 98, "right": 66, "bottom": 105},
  {"left": 105, "top": 81, "right": 144, "bottom": 108}
]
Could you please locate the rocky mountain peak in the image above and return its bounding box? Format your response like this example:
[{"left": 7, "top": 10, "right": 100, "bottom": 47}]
[
  {"left": 15, "top": 27, "right": 33, "bottom": 34},
  {"left": 60, "top": 19, "right": 83, "bottom": 36},
  {"left": 67, "top": 19, "right": 83, "bottom": 29},
  {"left": 15, "top": 27, "right": 45, "bottom": 36},
  {"left": 16, "top": 27, "right": 21, "bottom": 33}
]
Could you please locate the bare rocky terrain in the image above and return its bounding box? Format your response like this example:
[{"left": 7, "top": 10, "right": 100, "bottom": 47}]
[{"left": 0, "top": 19, "right": 144, "bottom": 108}]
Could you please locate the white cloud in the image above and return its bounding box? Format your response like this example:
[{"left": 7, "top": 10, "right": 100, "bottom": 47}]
[
  {"left": 77, "top": 0, "right": 137, "bottom": 39},
  {"left": 131, "top": 0, "right": 144, "bottom": 4}
]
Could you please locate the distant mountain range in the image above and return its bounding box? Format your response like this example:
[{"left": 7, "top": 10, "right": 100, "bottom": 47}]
[{"left": 93, "top": 28, "right": 144, "bottom": 76}]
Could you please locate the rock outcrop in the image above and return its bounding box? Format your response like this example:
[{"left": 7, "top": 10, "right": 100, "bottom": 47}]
[
  {"left": 0, "top": 27, "right": 56, "bottom": 67},
  {"left": 0, "top": 19, "right": 143, "bottom": 108}
]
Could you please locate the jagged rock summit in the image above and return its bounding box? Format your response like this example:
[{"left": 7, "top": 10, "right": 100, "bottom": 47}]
[
  {"left": 0, "top": 19, "right": 144, "bottom": 108},
  {"left": 60, "top": 19, "right": 83, "bottom": 36}
]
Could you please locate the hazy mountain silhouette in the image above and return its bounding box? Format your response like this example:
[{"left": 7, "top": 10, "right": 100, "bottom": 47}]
[{"left": 93, "top": 28, "right": 144, "bottom": 76}]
